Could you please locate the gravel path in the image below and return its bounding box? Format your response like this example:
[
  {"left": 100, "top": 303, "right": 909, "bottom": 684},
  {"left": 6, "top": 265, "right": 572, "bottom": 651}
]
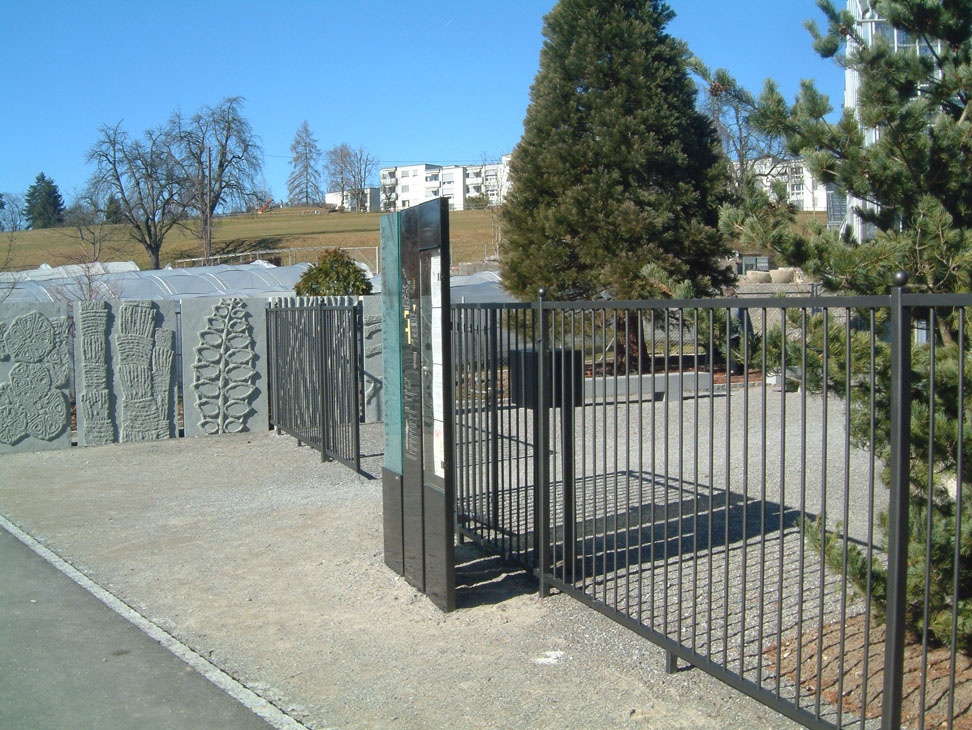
[
  {"left": 0, "top": 424, "right": 807, "bottom": 730},
  {"left": 458, "top": 384, "right": 888, "bottom": 728}
]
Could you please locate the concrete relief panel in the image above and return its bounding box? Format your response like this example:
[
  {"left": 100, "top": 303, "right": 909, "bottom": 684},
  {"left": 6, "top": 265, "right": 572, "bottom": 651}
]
[
  {"left": 114, "top": 301, "right": 176, "bottom": 442},
  {"left": 0, "top": 303, "right": 72, "bottom": 453},
  {"left": 74, "top": 299, "right": 178, "bottom": 446},
  {"left": 75, "top": 301, "right": 114, "bottom": 445},
  {"left": 180, "top": 297, "right": 268, "bottom": 437}
]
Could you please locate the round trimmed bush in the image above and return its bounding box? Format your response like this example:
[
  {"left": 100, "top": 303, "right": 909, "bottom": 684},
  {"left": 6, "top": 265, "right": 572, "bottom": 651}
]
[{"left": 295, "top": 249, "right": 373, "bottom": 297}]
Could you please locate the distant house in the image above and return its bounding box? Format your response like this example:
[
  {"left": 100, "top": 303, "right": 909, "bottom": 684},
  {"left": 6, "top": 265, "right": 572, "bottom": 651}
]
[
  {"left": 741, "top": 155, "right": 846, "bottom": 232},
  {"left": 379, "top": 155, "right": 511, "bottom": 212},
  {"left": 324, "top": 187, "right": 381, "bottom": 213}
]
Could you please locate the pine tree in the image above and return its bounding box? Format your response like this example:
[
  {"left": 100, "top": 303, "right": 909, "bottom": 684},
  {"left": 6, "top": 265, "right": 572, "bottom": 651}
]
[
  {"left": 720, "top": 0, "right": 972, "bottom": 649},
  {"left": 748, "top": 0, "right": 972, "bottom": 298},
  {"left": 24, "top": 172, "right": 65, "bottom": 229},
  {"left": 500, "top": 0, "right": 732, "bottom": 302},
  {"left": 287, "top": 121, "right": 322, "bottom": 206}
]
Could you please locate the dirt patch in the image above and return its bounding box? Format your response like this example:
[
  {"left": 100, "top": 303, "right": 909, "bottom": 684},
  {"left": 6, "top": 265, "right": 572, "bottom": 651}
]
[{"left": 767, "top": 613, "right": 972, "bottom": 729}]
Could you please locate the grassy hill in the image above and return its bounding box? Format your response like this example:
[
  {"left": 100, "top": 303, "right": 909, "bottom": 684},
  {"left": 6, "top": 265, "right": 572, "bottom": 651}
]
[{"left": 6, "top": 207, "right": 499, "bottom": 272}]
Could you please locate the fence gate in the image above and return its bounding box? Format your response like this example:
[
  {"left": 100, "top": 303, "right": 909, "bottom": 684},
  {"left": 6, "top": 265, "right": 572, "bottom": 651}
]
[
  {"left": 266, "top": 299, "right": 362, "bottom": 472},
  {"left": 453, "top": 285, "right": 972, "bottom": 730}
]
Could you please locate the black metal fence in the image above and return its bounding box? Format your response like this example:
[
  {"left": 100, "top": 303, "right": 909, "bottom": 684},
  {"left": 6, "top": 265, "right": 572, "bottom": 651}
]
[
  {"left": 453, "top": 287, "right": 972, "bottom": 730},
  {"left": 266, "top": 299, "right": 362, "bottom": 473}
]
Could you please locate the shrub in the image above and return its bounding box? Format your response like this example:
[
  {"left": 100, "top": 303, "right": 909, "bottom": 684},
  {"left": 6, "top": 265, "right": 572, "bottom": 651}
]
[{"left": 295, "top": 249, "right": 372, "bottom": 297}]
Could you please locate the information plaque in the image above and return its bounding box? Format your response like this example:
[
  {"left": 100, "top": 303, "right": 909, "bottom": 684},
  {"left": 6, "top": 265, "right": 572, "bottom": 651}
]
[{"left": 380, "top": 198, "right": 456, "bottom": 611}]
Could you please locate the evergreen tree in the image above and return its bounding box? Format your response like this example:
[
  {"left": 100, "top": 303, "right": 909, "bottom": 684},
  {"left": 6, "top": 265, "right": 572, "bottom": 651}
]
[
  {"left": 747, "top": 0, "right": 972, "bottom": 299},
  {"left": 24, "top": 172, "right": 65, "bottom": 229},
  {"left": 500, "top": 0, "right": 732, "bottom": 302},
  {"left": 715, "top": 0, "right": 972, "bottom": 649},
  {"left": 287, "top": 121, "right": 322, "bottom": 206}
]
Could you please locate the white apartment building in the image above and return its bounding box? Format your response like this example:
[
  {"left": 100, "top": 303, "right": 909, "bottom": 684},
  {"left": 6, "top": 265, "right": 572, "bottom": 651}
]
[
  {"left": 379, "top": 155, "right": 511, "bottom": 212},
  {"left": 324, "top": 187, "right": 381, "bottom": 213},
  {"left": 744, "top": 155, "right": 847, "bottom": 230},
  {"left": 843, "top": 0, "right": 942, "bottom": 240}
]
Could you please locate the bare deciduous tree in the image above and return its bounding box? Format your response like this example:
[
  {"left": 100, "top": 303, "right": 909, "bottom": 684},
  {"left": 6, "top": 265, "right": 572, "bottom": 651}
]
[
  {"left": 87, "top": 122, "right": 189, "bottom": 269},
  {"left": 345, "top": 146, "right": 377, "bottom": 212},
  {"left": 287, "top": 121, "right": 322, "bottom": 205},
  {"left": 170, "top": 97, "right": 263, "bottom": 261},
  {"left": 324, "top": 143, "right": 351, "bottom": 210},
  {"left": 688, "top": 58, "right": 790, "bottom": 200},
  {"left": 325, "top": 143, "right": 377, "bottom": 211},
  {"left": 0, "top": 192, "right": 24, "bottom": 302}
]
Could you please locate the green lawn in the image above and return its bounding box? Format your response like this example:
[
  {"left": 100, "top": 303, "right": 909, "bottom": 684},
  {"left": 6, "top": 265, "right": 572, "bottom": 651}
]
[{"left": 6, "top": 207, "right": 498, "bottom": 271}]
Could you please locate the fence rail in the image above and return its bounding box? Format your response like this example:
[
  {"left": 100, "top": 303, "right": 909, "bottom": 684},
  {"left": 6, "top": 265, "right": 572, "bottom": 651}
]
[
  {"left": 168, "top": 245, "right": 381, "bottom": 274},
  {"left": 266, "top": 299, "right": 362, "bottom": 472},
  {"left": 453, "top": 285, "right": 972, "bottom": 730}
]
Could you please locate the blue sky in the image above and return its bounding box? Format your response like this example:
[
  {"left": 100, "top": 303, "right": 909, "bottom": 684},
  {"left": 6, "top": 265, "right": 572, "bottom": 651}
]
[{"left": 0, "top": 0, "right": 844, "bottom": 205}]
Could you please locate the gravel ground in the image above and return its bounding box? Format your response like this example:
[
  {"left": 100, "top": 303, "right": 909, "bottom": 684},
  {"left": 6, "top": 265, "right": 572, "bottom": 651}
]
[
  {"left": 0, "top": 423, "right": 807, "bottom": 730},
  {"left": 457, "top": 384, "right": 888, "bottom": 727}
]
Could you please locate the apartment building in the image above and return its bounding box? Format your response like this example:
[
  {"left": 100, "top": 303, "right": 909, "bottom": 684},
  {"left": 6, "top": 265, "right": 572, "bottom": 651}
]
[
  {"left": 379, "top": 155, "right": 511, "bottom": 212},
  {"left": 843, "top": 0, "right": 942, "bottom": 240},
  {"left": 324, "top": 187, "right": 381, "bottom": 212}
]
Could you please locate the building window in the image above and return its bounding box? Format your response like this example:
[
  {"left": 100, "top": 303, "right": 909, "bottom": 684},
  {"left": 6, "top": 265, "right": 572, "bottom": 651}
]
[
  {"left": 426, "top": 173, "right": 439, "bottom": 182},
  {"left": 401, "top": 185, "right": 409, "bottom": 193},
  {"left": 401, "top": 170, "right": 409, "bottom": 178},
  {"left": 827, "top": 188, "right": 847, "bottom": 229},
  {"left": 443, "top": 173, "right": 454, "bottom": 183}
]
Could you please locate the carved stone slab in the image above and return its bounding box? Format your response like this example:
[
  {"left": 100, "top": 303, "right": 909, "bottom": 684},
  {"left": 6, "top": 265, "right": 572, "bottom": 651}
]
[
  {"left": 73, "top": 299, "right": 178, "bottom": 446},
  {"left": 180, "top": 297, "right": 269, "bottom": 438},
  {"left": 0, "top": 302, "right": 72, "bottom": 454}
]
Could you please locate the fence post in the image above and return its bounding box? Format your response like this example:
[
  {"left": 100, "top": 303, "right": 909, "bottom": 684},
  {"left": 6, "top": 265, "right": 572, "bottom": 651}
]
[
  {"left": 536, "top": 288, "right": 551, "bottom": 597},
  {"left": 883, "top": 270, "right": 911, "bottom": 730}
]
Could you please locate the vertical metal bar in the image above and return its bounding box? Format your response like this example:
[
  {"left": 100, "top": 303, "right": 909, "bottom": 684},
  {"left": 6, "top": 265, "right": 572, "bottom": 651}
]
[
  {"left": 707, "top": 307, "right": 715, "bottom": 660},
  {"left": 919, "top": 308, "right": 937, "bottom": 730},
  {"left": 883, "top": 275, "right": 912, "bottom": 730},
  {"left": 722, "top": 305, "right": 731, "bottom": 669},
  {"left": 860, "top": 309, "right": 877, "bottom": 729},
  {"left": 537, "top": 292, "right": 551, "bottom": 596},
  {"left": 324, "top": 301, "right": 331, "bottom": 461},
  {"left": 615, "top": 309, "right": 622, "bottom": 612},
  {"left": 352, "top": 304, "right": 361, "bottom": 471},
  {"left": 638, "top": 308, "right": 645, "bottom": 625},
  {"left": 740, "top": 305, "right": 750, "bottom": 678},
  {"left": 837, "top": 308, "right": 853, "bottom": 727},
  {"left": 757, "top": 307, "right": 767, "bottom": 689},
  {"left": 795, "top": 307, "right": 808, "bottom": 705},
  {"left": 490, "top": 309, "right": 500, "bottom": 536},
  {"left": 692, "top": 307, "right": 699, "bottom": 655},
  {"left": 775, "top": 305, "right": 787, "bottom": 696},
  {"left": 813, "top": 306, "right": 831, "bottom": 718},
  {"left": 948, "top": 308, "right": 965, "bottom": 728}
]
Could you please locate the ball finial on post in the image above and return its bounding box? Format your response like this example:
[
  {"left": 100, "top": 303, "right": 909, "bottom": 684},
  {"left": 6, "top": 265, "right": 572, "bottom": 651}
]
[
  {"left": 538, "top": 287, "right": 547, "bottom": 300},
  {"left": 892, "top": 270, "right": 910, "bottom": 288}
]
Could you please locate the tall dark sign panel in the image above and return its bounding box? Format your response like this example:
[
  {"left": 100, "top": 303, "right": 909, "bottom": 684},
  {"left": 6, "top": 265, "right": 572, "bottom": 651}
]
[{"left": 380, "top": 198, "right": 456, "bottom": 611}]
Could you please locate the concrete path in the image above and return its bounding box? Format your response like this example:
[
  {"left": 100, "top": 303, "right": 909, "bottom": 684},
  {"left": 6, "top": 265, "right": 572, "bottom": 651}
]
[{"left": 0, "top": 526, "right": 277, "bottom": 730}]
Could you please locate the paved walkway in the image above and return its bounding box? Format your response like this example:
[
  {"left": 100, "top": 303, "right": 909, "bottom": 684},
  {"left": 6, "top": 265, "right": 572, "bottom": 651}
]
[{"left": 0, "top": 527, "right": 276, "bottom": 730}]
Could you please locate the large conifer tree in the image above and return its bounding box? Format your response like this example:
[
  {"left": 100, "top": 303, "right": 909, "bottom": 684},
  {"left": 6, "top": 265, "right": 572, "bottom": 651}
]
[
  {"left": 501, "top": 0, "right": 732, "bottom": 301},
  {"left": 24, "top": 172, "right": 65, "bottom": 229}
]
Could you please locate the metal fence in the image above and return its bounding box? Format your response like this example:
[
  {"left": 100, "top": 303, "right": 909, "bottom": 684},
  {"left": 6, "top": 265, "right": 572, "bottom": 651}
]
[
  {"left": 453, "top": 286, "right": 972, "bottom": 730},
  {"left": 168, "top": 245, "right": 380, "bottom": 274},
  {"left": 266, "top": 299, "right": 362, "bottom": 472}
]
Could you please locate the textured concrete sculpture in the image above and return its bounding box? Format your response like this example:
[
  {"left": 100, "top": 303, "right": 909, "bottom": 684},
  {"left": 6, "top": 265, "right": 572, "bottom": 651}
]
[
  {"left": 191, "top": 297, "right": 257, "bottom": 434},
  {"left": 76, "top": 301, "right": 114, "bottom": 445},
  {"left": 114, "top": 301, "right": 174, "bottom": 442},
  {"left": 0, "top": 307, "right": 72, "bottom": 451}
]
